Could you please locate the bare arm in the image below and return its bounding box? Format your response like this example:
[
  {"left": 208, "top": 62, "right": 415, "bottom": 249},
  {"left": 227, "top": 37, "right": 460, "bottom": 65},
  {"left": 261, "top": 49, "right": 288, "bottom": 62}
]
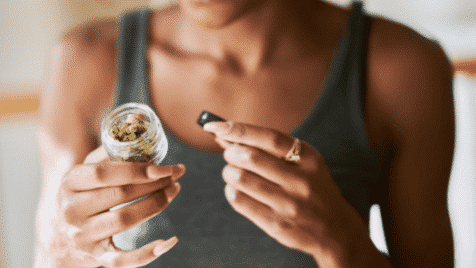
[
  {"left": 35, "top": 19, "right": 118, "bottom": 267},
  {"left": 34, "top": 20, "right": 184, "bottom": 268},
  {"left": 366, "top": 19, "right": 455, "bottom": 267}
]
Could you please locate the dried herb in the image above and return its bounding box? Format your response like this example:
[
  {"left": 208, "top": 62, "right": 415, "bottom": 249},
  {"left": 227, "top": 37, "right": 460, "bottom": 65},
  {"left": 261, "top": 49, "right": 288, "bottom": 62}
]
[
  {"left": 112, "top": 115, "right": 149, "bottom": 142},
  {"left": 110, "top": 114, "right": 155, "bottom": 162}
]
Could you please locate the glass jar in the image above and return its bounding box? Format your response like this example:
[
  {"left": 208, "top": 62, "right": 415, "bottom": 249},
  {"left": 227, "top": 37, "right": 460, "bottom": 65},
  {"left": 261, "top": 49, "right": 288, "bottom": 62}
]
[
  {"left": 100, "top": 103, "right": 169, "bottom": 251},
  {"left": 101, "top": 102, "right": 168, "bottom": 165}
]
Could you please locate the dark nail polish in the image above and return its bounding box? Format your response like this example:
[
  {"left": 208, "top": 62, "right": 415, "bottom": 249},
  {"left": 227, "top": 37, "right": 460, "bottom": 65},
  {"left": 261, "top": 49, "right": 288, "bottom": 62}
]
[{"left": 197, "top": 111, "right": 226, "bottom": 127}]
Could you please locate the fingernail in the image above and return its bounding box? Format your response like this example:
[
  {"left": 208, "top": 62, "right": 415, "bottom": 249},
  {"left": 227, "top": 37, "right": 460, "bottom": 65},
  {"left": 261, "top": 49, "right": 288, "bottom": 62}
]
[
  {"left": 146, "top": 165, "right": 173, "bottom": 180},
  {"left": 225, "top": 185, "right": 236, "bottom": 200},
  {"left": 172, "top": 164, "right": 186, "bottom": 181},
  {"left": 225, "top": 144, "right": 250, "bottom": 160},
  {"left": 203, "top": 121, "right": 232, "bottom": 134},
  {"left": 154, "top": 236, "right": 178, "bottom": 256},
  {"left": 164, "top": 182, "right": 180, "bottom": 202},
  {"left": 125, "top": 113, "right": 145, "bottom": 123},
  {"left": 224, "top": 166, "right": 241, "bottom": 183}
]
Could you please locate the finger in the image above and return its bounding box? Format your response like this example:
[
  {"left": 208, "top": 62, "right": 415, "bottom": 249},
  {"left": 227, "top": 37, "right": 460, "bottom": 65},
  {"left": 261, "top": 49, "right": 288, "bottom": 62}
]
[
  {"left": 224, "top": 185, "right": 305, "bottom": 250},
  {"left": 222, "top": 144, "right": 309, "bottom": 195},
  {"left": 215, "top": 137, "right": 233, "bottom": 149},
  {"left": 64, "top": 163, "right": 185, "bottom": 191},
  {"left": 80, "top": 182, "right": 180, "bottom": 242},
  {"left": 224, "top": 184, "right": 293, "bottom": 234},
  {"left": 84, "top": 146, "right": 110, "bottom": 164},
  {"left": 222, "top": 165, "right": 299, "bottom": 217},
  {"left": 204, "top": 121, "right": 302, "bottom": 160},
  {"left": 98, "top": 237, "right": 178, "bottom": 268},
  {"left": 64, "top": 177, "right": 175, "bottom": 218},
  {"left": 125, "top": 113, "right": 145, "bottom": 123}
]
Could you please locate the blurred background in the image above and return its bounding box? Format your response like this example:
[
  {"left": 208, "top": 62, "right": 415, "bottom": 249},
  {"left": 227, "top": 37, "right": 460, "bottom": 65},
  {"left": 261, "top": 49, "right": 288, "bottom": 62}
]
[{"left": 0, "top": 0, "right": 475, "bottom": 267}]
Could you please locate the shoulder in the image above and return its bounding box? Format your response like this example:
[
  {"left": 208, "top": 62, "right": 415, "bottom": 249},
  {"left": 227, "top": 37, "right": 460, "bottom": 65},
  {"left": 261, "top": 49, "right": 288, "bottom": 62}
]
[
  {"left": 51, "top": 17, "right": 119, "bottom": 107},
  {"left": 366, "top": 14, "right": 453, "bottom": 100},
  {"left": 41, "top": 17, "right": 121, "bottom": 157},
  {"left": 62, "top": 17, "right": 118, "bottom": 49},
  {"left": 364, "top": 14, "right": 454, "bottom": 154},
  {"left": 59, "top": 17, "right": 119, "bottom": 78},
  {"left": 366, "top": 15, "right": 453, "bottom": 90}
]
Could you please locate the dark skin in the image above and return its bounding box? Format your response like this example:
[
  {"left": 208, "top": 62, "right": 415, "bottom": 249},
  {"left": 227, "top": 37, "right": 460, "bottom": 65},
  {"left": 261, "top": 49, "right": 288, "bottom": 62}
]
[{"left": 36, "top": 0, "right": 455, "bottom": 267}]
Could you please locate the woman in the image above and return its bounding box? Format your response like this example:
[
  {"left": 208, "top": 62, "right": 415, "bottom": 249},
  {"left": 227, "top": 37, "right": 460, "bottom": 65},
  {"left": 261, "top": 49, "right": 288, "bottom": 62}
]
[{"left": 35, "top": 0, "right": 455, "bottom": 267}]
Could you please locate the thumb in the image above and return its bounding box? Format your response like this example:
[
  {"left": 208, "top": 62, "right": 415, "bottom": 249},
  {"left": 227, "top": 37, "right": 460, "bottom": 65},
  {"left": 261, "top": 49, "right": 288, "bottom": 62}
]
[{"left": 84, "top": 145, "right": 110, "bottom": 164}]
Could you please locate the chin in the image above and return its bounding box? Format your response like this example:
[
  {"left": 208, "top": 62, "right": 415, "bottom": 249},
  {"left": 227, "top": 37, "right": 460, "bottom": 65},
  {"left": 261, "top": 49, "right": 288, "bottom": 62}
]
[{"left": 177, "top": 0, "right": 260, "bottom": 28}]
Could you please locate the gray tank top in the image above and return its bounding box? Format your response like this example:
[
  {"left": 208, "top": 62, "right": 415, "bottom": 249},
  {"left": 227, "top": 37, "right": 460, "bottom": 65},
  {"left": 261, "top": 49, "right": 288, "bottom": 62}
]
[{"left": 113, "top": 1, "right": 382, "bottom": 267}]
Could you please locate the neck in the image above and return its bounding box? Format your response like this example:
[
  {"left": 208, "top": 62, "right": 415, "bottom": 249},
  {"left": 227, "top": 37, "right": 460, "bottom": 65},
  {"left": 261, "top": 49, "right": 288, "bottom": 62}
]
[{"left": 176, "top": 0, "right": 319, "bottom": 76}]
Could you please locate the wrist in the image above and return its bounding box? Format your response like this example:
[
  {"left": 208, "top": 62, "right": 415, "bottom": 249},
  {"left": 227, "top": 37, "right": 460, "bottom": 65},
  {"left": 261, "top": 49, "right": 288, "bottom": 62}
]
[
  {"left": 313, "top": 236, "right": 391, "bottom": 268},
  {"left": 34, "top": 246, "right": 91, "bottom": 268},
  {"left": 311, "top": 228, "right": 392, "bottom": 268}
]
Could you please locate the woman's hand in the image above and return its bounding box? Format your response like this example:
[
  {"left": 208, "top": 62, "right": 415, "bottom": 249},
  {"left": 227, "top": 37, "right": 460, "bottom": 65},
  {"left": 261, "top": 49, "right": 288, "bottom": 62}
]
[
  {"left": 204, "top": 121, "right": 373, "bottom": 267},
  {"left": 40, "top": 146, "right": 185, "bottom": 268}
]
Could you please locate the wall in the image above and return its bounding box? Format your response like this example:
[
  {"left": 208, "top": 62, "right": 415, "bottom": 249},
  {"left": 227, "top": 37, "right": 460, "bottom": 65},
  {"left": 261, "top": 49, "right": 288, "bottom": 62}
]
[
  {"left": 0, "top": 117, "right": 41, "bottom": 268},
  {"left": 450, "top": 74, "right": 476, "bottom": 268},
  {"left": 332, "top": 0, "right": 476, "bottom": 60},
  {"left": 0, "top": 0, "right": 64, "bottom": 90}
]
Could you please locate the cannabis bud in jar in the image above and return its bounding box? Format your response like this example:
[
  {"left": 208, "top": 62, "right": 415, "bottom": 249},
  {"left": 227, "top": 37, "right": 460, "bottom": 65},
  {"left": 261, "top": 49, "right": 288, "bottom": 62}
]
[
  {"left": 101, "top": 103, "right": 168, "bottom": 164},
  {"left": 112, "top": 114, "right": 149, "bottom": 142}
]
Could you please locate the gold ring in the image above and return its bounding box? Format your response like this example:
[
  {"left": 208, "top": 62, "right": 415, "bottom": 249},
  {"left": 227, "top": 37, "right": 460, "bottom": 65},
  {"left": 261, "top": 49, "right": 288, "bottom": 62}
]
[{"left": 285, "top": 138, "right": 301, "bottom": 162}]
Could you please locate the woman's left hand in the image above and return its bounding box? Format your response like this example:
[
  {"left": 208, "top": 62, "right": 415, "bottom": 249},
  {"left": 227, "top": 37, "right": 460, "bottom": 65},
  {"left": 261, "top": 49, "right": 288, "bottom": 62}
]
[{"left": 203, "top": 121, "right": 371, "bottom": 266}]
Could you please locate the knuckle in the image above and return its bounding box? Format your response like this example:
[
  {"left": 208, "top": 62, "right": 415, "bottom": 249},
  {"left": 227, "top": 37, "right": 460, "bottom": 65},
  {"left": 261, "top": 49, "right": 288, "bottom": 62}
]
[
  {"left": 66, "top": 225, "right": 85, "bottom": 242},
  {"left": 267, "top": 131, "right": 282, "bottom": 150},
  {"left": 149, "top": 189, "right": 166, "bottom": 205},
  {"left": 110, "top": 187, "right": 125, "bottom": 202},
  {"left": 285, "top": 201, "right": 300, "bottom": 218},
  {"left": 245, "top": 149, "right": 261, "bottom": 165},
  {"left": 229, "top": 122, "right": 246, "bottom": 137},
  {"left": 307, "top": 147, "right": 324, "bottom": 168},
  {"left": 309, "top": 151, "right": 320, "bottom": 165},
  {"left": 255, "top": 178, "right": 272, "bottom": 195},
  {"left": 60, "top": 195, "right": 81, "bottom": 225},
  {"left": 113, "top": 185, "right": 133, "bottom": 201},
  {"left": 116, "top": 210, "right": 135, "bottom": 229},
  {"left": 108, "top": 257, "right": 125, "bottom": 268},
  {"left": 61, "top": 165, "right": 83, "bottom": 189},
  {"left": 62, "top": 204, "right": 78, "bottom": 225},
  {"left": 306, "top": 163, "right": 320, "bottom": 177},
  {"left": 92, "top": 164, "right": 107, "bottom": 183},
  {"left": 299, "top": 182, "right": 312, "bottom": 200},
  {"left": 289, "top": 176, "right": 311, "bottom": 199},
  {"left": 270, "top": 216, "right": 292, "bottom": 233},
  {"left": 278, "top": 219, "right": 293, "bottom": 230},
  {"left": 124, "top": 162, "right": 140, "bottom": 176}
]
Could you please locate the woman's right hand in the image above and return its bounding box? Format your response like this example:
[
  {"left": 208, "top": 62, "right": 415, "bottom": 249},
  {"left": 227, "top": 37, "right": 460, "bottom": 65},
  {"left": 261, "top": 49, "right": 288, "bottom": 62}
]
[{"left": 43, "top": 146, "right": 185, "bottom": 268}]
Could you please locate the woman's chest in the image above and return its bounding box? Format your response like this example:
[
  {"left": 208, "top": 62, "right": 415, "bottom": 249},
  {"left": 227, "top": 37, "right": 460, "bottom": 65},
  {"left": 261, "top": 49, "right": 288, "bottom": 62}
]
[
  {"left": 147, "top": 53, "right": 330, "bottom": 152},
  {"left": 146, "top": 49, "right": 391, "bottom": 167}
]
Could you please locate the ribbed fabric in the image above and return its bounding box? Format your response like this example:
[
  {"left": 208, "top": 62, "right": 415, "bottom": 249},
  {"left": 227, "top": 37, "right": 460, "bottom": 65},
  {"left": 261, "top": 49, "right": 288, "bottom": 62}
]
[{"left": 113, "top": 1, "right": 382, "bottom": 267}]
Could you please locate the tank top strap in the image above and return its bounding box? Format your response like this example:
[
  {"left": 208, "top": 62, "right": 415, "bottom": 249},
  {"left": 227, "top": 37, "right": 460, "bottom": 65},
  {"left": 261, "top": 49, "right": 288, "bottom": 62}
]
[
  {"left": 114, "top": 8, "right": 152, "bottom": 109},
  {"left": 293, "top": 0, "right": 372, "bottom": 138},
  {"left": 325, "top": 0, "right": 367, "bottom": 94},
  {"left": 346, "top": 0, "right": 374, "bottom": 148}
]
